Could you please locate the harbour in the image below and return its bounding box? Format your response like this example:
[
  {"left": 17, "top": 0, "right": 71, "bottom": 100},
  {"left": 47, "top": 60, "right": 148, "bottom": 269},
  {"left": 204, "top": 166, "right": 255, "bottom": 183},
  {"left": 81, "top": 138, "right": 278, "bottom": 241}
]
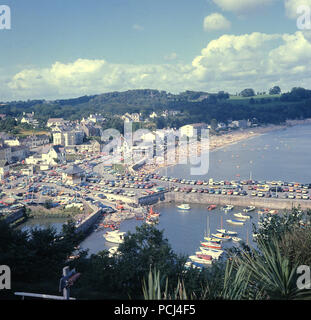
[{"left": 18, "top": 123, "right": 311, "bottom": 257}]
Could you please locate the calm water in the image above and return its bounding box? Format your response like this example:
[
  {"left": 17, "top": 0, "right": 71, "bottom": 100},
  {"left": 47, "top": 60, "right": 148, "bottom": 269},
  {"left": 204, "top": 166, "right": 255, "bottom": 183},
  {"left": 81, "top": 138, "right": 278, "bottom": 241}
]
[
  {"left": 20, "top": 124, "right": 311, "bottom": 256},
  {"left": 17, "top": 217, "right": 69, "bottom": 234},
  {"left": 161, "top": 124, "right": 311, "bottom": 183}
]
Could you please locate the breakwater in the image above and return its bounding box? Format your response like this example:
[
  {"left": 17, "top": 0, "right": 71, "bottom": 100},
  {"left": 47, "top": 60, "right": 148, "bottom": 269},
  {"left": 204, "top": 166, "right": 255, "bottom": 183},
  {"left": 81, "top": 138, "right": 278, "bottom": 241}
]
[
  {"left": 162, "top": 192, "right": 311, "bottom": 210},
  {"left": 4, "top": 208, "right": 26, "bottom": 225},
  {"left": 75, "top": 208, "right": 102, "bottom": 234}
]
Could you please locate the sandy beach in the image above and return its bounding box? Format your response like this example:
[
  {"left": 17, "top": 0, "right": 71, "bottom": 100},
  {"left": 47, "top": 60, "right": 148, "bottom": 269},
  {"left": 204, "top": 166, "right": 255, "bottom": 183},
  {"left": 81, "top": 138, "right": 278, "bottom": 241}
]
[{"left": 138, "top": 123, "right": 295, "bottom": 175}]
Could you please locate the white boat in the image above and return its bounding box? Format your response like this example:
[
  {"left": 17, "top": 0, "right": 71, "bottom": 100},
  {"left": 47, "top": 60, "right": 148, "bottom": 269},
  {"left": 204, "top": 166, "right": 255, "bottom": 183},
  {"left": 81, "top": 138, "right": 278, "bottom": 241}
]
[
  {"left": 108, "top": 246, "right": 120, "bottom": 257},
  {"left": 226, "top": 219, "right": 245, "bottom": 226},
  {"left": 184, "top": 261, "right": 202, "bottom": 270},
  {"left": 103, "top": 230, "right": 126, "bottom": 244},
  {"left": 211, "top": 233, "right": 232, "bottom": 241},
  {"left": 222, "top": 205, "right": 234, "bottom": 212},
  {"left": 199, "top": 248, "right": 224, "bottom": 259},
  {"left": 204, "top": 237, "right": 221, "bottom": 243},
  {"left": 232, "top": 237, "right": 242, "bottom": 242},
  {"left": 177, "top": 204, "right": 191, "bottom": 210},
  {"left": 146, "top": 218, "right": 158, "bottom": 225},
  {"left": 200, "top": 241, "right": 222, "bottom": 249},
  {"left": 243, "top": 206, "right": 255, "bottom": 212},
  {"left": 234, "top": 212, "right": 250, "bottom": 220},
  {"left": 216, "top": 229, "right": 237, "bottom": 235}
]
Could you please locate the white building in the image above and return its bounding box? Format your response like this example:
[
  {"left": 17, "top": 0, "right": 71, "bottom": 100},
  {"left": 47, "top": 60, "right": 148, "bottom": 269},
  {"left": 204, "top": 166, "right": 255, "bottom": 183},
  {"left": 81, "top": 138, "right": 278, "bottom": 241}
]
[
  {"left": 47, "top": 118, "right": 65, "bottom": 128},
  {"left": 53, "top": 130, "right": 84, "bottom": 146},
  {"left": 180, "top": 123, "right": 208, "bottom": 138},
  {"left": 41, "top": 146, "right": 66, "bottom": 165}
]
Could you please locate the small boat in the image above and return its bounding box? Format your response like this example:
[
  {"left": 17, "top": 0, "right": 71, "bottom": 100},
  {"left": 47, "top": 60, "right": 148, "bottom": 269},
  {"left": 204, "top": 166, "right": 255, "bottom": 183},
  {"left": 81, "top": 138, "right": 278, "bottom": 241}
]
[
  {"left": 189, "top": 255, "right": 212, "bottom": 265},
  {"left": 200, "top": 241, "right": 222, "bottom": 249},
  {"left": 243, "top": 206, "right": 255, "bottom": 212},
  {"left": 216, "top": 229, "right": 237, "bottom": 235},
  {"left": 234, "top": 212, "right": 250, "bottom": 220},
  {"left": 211, "top": 233, "right": 232, "bottom": 241},
  {"left": 149, "top": 206, "right": 160, "bottom": 217},
  {"left": 199, "top": 249, "right": 223, "bottom": 259},
  {"left": 269, "top": 209, "right": 278, "bottom": 215},
  {"left": 146, "top": 217, "right": 159, "bottom": 225},
  {"left": 232, "top": 237, "right": 242, "bottom": 242},
  {"left": 196, "top": 253, "right": 213, "bottom": 261},
  {"left": 204, "top": 237, "right": 221, "bottom": 243},
  {"left": 226, "top": 219, "right": 245, "bottom": 226},
  {"left": 177, "top": 204, "right": 191, "bottom": 210},
  {"left": 258, "top": 209, "right": 269, "bottom": 215},
  {"left": 108, "top": 246, "right": 121, "bottom": 257},
  {"left": 184, "top": 261, "right": 203, "bottom": 270},
  {"left": 103, "top": 230, "right": 126, "bottom": 244},
  {"left": 207, "top": 204, "right": 217, "bottom": 210},
  {"left": 136, "top": 216, "right": 145, "bottom": 220},
  {"left": 222, "top": 205, "right": 234, "bottom": 212}
]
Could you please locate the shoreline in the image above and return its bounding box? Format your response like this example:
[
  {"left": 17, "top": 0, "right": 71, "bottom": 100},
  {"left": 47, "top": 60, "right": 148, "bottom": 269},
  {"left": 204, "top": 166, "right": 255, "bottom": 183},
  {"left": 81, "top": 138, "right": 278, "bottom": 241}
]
[{"left": 138, "top": 120, "right": 310, "bottom": 175}]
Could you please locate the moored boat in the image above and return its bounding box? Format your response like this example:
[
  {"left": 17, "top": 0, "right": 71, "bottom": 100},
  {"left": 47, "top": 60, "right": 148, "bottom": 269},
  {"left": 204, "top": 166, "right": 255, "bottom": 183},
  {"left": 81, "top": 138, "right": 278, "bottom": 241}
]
[
  {"left": 222, "top": 205, "right": 234, "bottom": 212},
  {"left": 211, "top": 233, "right": 232, "bottom": 241},
  {"left": 269, "top": 209, "right": 278, "bottom": 215},
  {"left": 207, "top": 204, "right": 217, "bottom": 210},
  {"left": 177, "top": 204, "right": 191, "bottom": 210},
  {"left": 216, "top": 229, "right": 237, "bottom": 235},
  {"left": 199, "top": 248, "right": 224, "bottom": 259},
  {"left": 234, "top": 212, "right": 250, "bottom": 220},
  {"left": 204, "top": 237, "right": 221, "bottom": 243},
  {"left": 189, "top": 255, "right": 212, "bottom": 265},
  {"left": 200, "top": 241, "right": 222, "bottom": 249},
  {"left": 243, "top": 206, "right": 255, "bottom": 212},
  {"left": 196, "top": 253, "right": 213, "bottom": 261},
  {"left": 232, "top": 237, "right": 242, "bottom": 242},
  {"left": 103, "top": 230, "right": 126, "bottom": 244},
  {"left": 226, "top": 219, "right": 245, "bottom": 226}
]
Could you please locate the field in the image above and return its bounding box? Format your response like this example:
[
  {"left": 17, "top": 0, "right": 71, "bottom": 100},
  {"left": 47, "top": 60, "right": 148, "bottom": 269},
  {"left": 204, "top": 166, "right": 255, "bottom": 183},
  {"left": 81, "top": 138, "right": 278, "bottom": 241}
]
[
  {"left": 229, "top": 94, "right": 281, "bottom": 100},
  {"left": 16, "top": 129, "right": 50, "bottom": 137}
]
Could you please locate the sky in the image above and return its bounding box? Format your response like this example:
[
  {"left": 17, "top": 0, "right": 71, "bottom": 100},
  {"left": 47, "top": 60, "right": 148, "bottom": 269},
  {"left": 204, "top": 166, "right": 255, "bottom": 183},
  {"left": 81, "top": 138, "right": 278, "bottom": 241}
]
[{"left": 0, "top": 0, "right": 311, "bottom": 101}]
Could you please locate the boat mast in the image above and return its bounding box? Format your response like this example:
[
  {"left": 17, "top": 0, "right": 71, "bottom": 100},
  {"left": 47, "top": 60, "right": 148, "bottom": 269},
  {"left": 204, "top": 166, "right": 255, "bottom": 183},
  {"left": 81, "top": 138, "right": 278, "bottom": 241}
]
[
  {"left": 207, "top": 216, "right": 210, "bottom": 237},
  {"left": 246, "top": 229, "right": 249, "bottom": 246}
]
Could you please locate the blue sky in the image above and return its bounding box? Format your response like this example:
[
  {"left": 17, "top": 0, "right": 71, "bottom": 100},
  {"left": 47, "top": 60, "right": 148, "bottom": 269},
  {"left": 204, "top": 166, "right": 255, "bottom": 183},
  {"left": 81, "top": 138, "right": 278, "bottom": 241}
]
[{"left": 0, "top": 0, "right": 311, "bottom": 100}]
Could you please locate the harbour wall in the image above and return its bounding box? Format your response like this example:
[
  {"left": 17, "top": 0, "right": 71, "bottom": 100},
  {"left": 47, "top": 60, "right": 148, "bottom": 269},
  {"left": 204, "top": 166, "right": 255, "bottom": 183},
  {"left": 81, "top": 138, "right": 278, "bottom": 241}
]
[
  {"left": 75, "top": 208, "right": 102, "bottom": 234},
  {"left": 162, "top": 192, "right": 311, "bottom": 210},
  {"left": 4, "top": 208, "right": 26, "bottom": 224}
]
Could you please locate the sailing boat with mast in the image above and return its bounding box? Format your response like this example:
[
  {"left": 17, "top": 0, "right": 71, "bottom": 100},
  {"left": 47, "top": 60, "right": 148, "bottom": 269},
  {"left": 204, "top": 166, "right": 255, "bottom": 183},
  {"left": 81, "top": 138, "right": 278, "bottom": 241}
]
[{"left": 204, "top": 216, "right": 221, "bottom": 243}]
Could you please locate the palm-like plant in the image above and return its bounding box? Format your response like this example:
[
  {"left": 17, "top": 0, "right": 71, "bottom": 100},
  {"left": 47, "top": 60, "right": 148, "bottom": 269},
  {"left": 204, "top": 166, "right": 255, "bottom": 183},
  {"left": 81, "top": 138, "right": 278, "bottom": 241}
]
[
  {"left": 234, "top": 237, "right": 311, "bottom": 299},
  {"left": 142, "top": 266, "right": 190, "bottom": 300}
]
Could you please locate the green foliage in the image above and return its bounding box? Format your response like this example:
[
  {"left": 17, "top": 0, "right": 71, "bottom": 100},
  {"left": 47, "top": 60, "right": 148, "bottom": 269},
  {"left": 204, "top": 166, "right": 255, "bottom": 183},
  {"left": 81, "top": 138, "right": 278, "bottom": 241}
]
[
  {"left": 234, "top": 237, "right": 311, "bottom": 299},
  {"left": 240, "top": 88, "right": 255, "bottom": 97},
  {"left": 269, "top": 86, "right": 281, "bottom": 95},
  {"left": 0, "top": 219, "right": 83, "bottom": 299},
  {"left": 1, "top": 87, "right": 311, "bottom": 131}
]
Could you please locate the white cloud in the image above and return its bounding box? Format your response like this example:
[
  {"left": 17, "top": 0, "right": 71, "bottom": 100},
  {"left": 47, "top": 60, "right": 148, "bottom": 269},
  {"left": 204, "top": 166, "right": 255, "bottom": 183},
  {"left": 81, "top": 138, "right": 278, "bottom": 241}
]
[
  {"left": 7, "top": 59, "right": 194, "bottom": 100},
  {"left": 285, "top": 0, "right": 311, "bottom": 18},
  {"left": 203, "top": 13, "right": 231, "bottom": 31},
  {"left": 191, "top": 31, "right": 311, "bottom": 90},
  {"left": 212, "top": 0, "right": 276, "bottom": 14},
  {"left": 3, "top": 31, "right": 311, "bottom": 100}
]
